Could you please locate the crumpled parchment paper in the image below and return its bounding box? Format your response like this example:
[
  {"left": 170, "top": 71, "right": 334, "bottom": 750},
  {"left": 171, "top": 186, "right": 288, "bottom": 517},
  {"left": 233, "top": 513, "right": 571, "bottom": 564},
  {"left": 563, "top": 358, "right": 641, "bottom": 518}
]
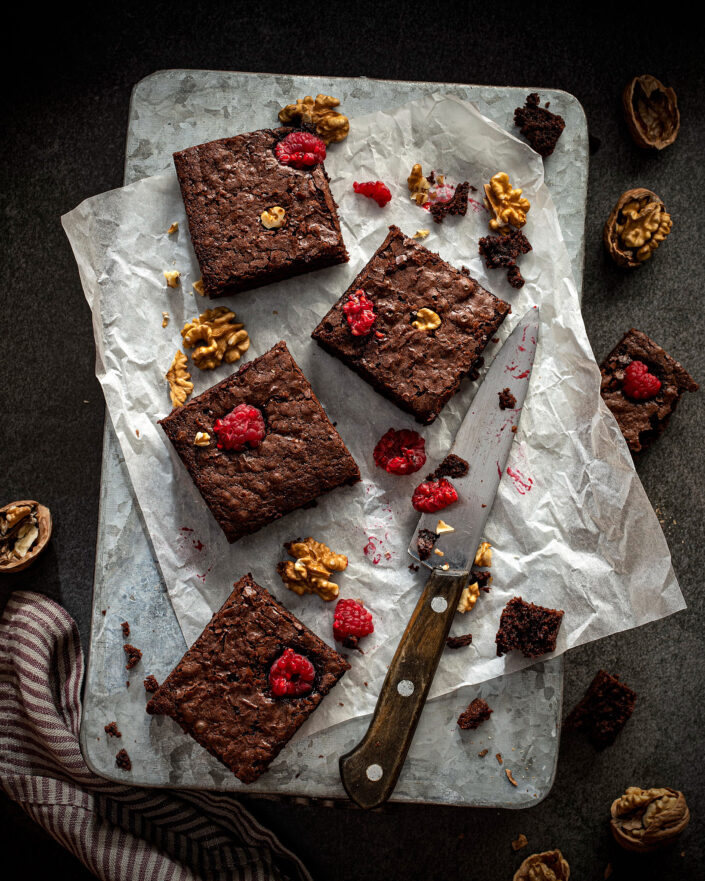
[{"left": 62, "top": 93, "right": 685, "bottom": 737}]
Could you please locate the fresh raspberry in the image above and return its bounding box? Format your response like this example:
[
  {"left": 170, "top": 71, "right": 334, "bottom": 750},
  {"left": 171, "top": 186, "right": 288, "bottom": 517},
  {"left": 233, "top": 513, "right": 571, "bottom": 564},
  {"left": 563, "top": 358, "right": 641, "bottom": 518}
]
[
  {"left": 343, "top": 289, "right": 376, "bottom": 336},
  {"left": 213, "top": 404, "right": 265, "bottom": 452},
  {"left": 275, "top": 131, "right": 326, "bottom": 168},
  {"left": 333, "top": 598, "right": 374, "bottom": 649},
  {"left": 269, "top": 649, "right": 315, "bottom": 697},
  {"left": 373, "top": 428, "right": 426, "bottom": 475},
  {"left": 622, "top": 360, "right": 662, "bottom": 400},
  {"left": 353, "top": 180, "right": 392, "bottom": 207},
  {"left": 412, "top": 478, "right": 458, "bottom": 513}
]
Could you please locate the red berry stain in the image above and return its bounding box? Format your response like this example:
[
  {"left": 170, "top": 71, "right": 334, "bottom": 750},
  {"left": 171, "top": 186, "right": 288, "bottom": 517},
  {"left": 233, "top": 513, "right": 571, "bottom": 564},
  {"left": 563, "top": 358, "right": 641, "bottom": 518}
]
[
  {"left": 269, "top": 649, "right": 315, "bottom": 697},
  {"left": 275, "top": 131, "right": 326, "bottom": 168},
  {"left": 497, "top": 461, "right": 503, "bottom": 477},
  {"left": 196, "top": 565, "right": 213, "bottom": 583},
  {"left": 518, "top": 345, "right": 526, "bottom": 351},
  {"left": 344, "top": 289, "right": 376, "bottom": 336},
  {"left": 373, "top": 428, "right": 426, "bottom": 475},
  {"left": 193, "top": 540, "right": 204, "bottom": 552},
  {"left": 363, "top": 536, "right": 382, "bottom": 565},
  {"left": 506, "top": 466, "right": 533, "bottom": 495},
  {"left": 353, "top": 180, "right": 392, "bottom": 207},
  {"left": 515, "top": 369, "right": 530, "bottom": 379},
  {"left": 214, "top": 404, "right": 265, "bottom": 452},
  {"left": 180, "top": 527, "right": 193, "bottom": 533},
  {"left": 468, "top": 198, "right": 485, "bottom": 213}
]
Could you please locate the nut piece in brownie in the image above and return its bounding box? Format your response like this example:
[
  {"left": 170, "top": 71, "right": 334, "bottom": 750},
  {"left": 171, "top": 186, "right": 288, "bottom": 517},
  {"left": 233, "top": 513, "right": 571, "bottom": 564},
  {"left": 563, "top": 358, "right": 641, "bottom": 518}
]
[
  {"left": 600, "top": 328, "right": 698, "bottom": 453},
  {"left": 173, "top": 127, "right": 348, "bottom": 297},
  {"left": 159, "top": 342, "right": 360, "bottom": 543},
  {"left": 495, "top": 597, "right": 564, "bottom": 659},
  {"left": 312, "top": 226, "right": 511, "bottom": 424},
  {"left": 146, "top": 574, "right": 350, "bottom": 784},
  {"left": 457, "top": 697, "right": 493, "bottom": 729},
  {"left": 564, "top": 669, "right": 636, "bottom": 748},
  {"left": 514, "top": 93, "right": 566, "bottom": 157}
]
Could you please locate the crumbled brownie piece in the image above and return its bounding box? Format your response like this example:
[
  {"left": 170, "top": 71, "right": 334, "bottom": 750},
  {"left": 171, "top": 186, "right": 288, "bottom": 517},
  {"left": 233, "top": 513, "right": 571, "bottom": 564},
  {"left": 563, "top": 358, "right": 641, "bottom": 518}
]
[
  {"left": 446, "top": 633, "right": 473, "bottom": 649},
  {"left": 416, "top": 528, "right": 438, "bottom": 561},
  {"left": 408, "top": 563, "right": 420, "bottom": 572},
  {"left": 104, "top": 722, "right": 121, "bottom": 738},
  {"left": 600, "top": 329, "right": 698, "bottom": 453},
  {"left": 495, "top": 597, "right": 564, "bottom": 659},
  {"left": 564, "top": 669, "right": 637, "bottom": 748},
  {"left": 479, "top": 228, "right": 532, "bottom": 288},
  {"left": 121, "top": 621, "right": 130, "bottom": 638},
  {"left": 143, "top": 675, "right": 159, "bottom": 694},
  {"left": 514, "top": 93, "right": 566, "bottom": 157},
  {"left": 457, "top": 698, "right": 493, "bottom": 730},
  {"left": 478, "top": 748, "right": 488, "bottom": 757},
  {"left": 430, "top": 181, "right": 470, "bottom": 224},
  {"left": 499, "top": 388, "right": 517, "bottom": 410},
  {"left": 433, "top": 453, "right": 469, "bottom": 480},
  {"left": 123, "top": 644, "right": 142, "bottom": 670},
  {"left": 115, "top": 749, "right": 132, "bottom": 771},
  {"left": 474, "top": 570, "right": 492, "bottom": 592}
]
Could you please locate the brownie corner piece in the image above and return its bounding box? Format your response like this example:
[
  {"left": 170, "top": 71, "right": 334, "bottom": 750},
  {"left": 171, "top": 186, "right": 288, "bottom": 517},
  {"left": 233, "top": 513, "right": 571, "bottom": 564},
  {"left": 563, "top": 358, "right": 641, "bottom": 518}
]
[
  {"left": 146, "top": 574, "right": 350, "bottom": 784},
  {"left": 312, "top": 225, "right": 510, "bottom": 424},
  {"left": 564, "top": 669, "right": 636, "bottom": 749},
  {"left": 457, "top": 698, "right": 493, "bottom": 730},
  {"left": 513, "top": 93, "right": 566, "bottom": 157},
  {"left": 600, "top": 328, "right": 698, "bottom": 453},
  {"left": 159, "top": 341, "right": 360, "bottom": 543},
  {"left": 495, "top": 596, "right": 564, "bottom": 659},
  {"left": 173, "top": 126, "right": 348, "bottom": 298}
]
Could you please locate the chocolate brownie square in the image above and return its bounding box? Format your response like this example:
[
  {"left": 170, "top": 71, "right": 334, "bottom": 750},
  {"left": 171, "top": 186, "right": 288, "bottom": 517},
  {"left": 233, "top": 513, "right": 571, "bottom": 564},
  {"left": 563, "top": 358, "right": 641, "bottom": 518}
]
[
  {"left": 312, "top": 226, "right": 511, "bottom": 424},
  {"left": 600, "top": 328, "right": 698, "bottom": 453},
  {"left": 173, "top": 127, "right": 348, "bottom": 297},
  {"left": 159, "top": 341, "right": 360, "bottom": 543},
  {"left": 146, "top": 574, "right": 350, "bottom": 783},
  {"left": 495, "top": 597, "right": 564, "bottom": 659},
  {"left": 564, "top": 669, "right": 636, "bottom": 748}
]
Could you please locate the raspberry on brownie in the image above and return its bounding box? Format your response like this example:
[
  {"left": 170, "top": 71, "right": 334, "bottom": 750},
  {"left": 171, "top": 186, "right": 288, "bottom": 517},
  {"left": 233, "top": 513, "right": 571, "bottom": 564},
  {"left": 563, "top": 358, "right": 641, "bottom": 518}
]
[
  {"left": 312, "top": 226, "right": 511, "bottom": 424},
  {"left": 159, "top": 342, "right": 360, "bottom": 543},
  {"left": 600, "top": 329, "right": 698, "bottom": 453},
  {"left": 495, "top": 597, "right": 564, "bottom": 659},
  {"left": 146, "top": 574, "right": 350, "bottom": 784},
  {"left": 564, "top": 669, "right": 636, "bottom": 748},
  {"left": 173, "top": 127, "right": 348, "bottom": 297}
]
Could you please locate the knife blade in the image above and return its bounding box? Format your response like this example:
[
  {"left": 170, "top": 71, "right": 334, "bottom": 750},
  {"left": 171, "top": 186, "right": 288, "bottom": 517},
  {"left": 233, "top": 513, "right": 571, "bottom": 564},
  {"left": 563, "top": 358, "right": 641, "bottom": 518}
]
[{"left": 339, "top": 307, "right": 539, "bottom": 809}]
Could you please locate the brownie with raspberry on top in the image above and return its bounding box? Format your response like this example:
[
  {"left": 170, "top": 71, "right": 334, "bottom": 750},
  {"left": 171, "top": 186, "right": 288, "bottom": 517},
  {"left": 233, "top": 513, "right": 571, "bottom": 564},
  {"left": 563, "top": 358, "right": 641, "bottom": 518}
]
[
  {"left": 312, "top": 226, "right": 510, "bottom": 424},
  {"left": 600, "top": 328, "right": 698, "bottom": 453},
  {"left": 159, "top": 341, "right": 360, "bottom": 543},
  {"left": 173, "top": 127, "right": 348, "bottom": 298},
  {"left": 146, "top": 574, "right": 350, "bottom": 784}
]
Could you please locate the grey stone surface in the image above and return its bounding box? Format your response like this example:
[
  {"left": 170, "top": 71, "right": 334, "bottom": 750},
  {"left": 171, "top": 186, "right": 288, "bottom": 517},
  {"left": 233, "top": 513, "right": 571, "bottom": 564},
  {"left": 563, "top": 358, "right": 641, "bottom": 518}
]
[{"left": 0, "top": 4, "right": 702, "bottom": 880}]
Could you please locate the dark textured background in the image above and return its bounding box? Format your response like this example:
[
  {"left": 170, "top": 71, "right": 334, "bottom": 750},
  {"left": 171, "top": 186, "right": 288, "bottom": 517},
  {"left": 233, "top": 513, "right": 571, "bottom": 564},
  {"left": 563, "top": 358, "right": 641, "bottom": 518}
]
[{"left": 1, "top": 3, "right": 703, "bottom": 879}]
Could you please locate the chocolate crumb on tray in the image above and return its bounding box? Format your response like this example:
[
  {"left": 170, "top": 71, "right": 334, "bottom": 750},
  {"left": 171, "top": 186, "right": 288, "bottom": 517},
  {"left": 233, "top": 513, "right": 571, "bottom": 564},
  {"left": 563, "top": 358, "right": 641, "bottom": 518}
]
[
  {"left": 498, "top": 387, "right": 517, "bottom": 410},
  {"left": 143, "top": 675, "right": 159, "bottom": 694},
  {"left": 104, "top": 722, "right": 121, "bottom": 738},
  {"left": 600, "top": 328, "right": 698, "bottom": 453},
  {"left": 121, "top": 621, "right": 130, "bottom": 638},
  {"left": 564, "top": 669, "right": 636, "bottom": 748},
  {"left": 115, "top": 749, "right": 132, "bottom": 771},
  {"left": 514, "top": 93, "right": 566, "bottom": 157},
  {"left": 433, "top": 453, "right": 469, "bottom": 480},
  {"left": 446, "top": 633, "right": 473, "bottom": 649},
  {"left": 123, "top": 644, "right": 142, "bottom": 670},
  {"left": 495, "top": 597, "right": 564, "bottom": 659},
  {"left": 479, "top": 228, "right": 532, "bottom": 289},
  {"left": 457, "top": 698, "right": 493, "bottom": 730},
  {"left": 430, "top": 181, "right": 470, "bottom": 224}
]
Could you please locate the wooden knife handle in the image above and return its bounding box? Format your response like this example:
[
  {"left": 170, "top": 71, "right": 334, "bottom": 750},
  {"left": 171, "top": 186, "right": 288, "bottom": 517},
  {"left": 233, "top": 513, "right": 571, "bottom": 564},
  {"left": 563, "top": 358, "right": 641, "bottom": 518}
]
[{"left": 339, "top": 567, "right": 470, "bottom": 809}]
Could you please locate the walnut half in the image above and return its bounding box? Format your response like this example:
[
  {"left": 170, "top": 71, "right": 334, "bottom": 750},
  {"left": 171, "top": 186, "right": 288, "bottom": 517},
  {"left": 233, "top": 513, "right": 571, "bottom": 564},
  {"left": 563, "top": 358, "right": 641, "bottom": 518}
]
[
  {"left": 623, "top": 75, "right": 680, "bottom": 150},
  {"left": 610, "top": 786, "right": 690, "bottom": 853},
  {"left": 513, "top": 850, "right": 570, "bottom": 881},
  {"left": 0, "top": 500, "right": 52, "bottom": 573},
  {"left": 277, "top": 537, "right": 348, "bottom": 601},
  {"left": 604, "top": 188, "right": 672, "bottom": 268},
  {"left": 278, "top": 94, "right": 349, "bottom": 144}
]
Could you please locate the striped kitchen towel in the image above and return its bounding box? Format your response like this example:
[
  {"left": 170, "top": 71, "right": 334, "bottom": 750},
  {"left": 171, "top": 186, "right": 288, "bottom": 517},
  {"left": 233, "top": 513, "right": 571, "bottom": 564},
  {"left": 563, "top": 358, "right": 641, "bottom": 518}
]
[{"left": 0, "top": 591, "right": 312, "bottom": 881}]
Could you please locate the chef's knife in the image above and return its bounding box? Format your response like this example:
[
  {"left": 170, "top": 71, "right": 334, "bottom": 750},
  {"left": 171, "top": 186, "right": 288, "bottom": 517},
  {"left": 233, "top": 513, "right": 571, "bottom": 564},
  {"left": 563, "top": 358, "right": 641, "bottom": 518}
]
[{"left": 339, "top": 307, "right": 539, "bottom": 809}]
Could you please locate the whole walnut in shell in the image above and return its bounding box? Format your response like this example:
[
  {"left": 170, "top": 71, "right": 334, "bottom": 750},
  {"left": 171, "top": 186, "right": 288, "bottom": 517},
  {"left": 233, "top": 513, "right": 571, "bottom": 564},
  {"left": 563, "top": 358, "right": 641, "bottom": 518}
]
[
  {"left": 623, "top": 75, "right": 680, "bottom": 150},
  {"left": 604, "top": 188, "right": 672, "bottom": 268},
  {"left": 0, "top": 500, "right": 52, "bottom": 573},
  {"left": 513, "top": 849, "right": 569, "bottom": 881},
  {"left": 610, "top": 786, "right": 690, "bottom": 852}
]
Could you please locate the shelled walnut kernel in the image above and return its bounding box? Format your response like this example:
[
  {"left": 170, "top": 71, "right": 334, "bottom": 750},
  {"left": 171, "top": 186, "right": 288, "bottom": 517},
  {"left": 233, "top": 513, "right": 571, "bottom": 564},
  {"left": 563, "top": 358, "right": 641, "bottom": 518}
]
[
  {"left": 484, "top": 173, "right": 530, "bottom": 232},
  {"left": 165, "top": 350, "right": 193, "bottom": 407},
  {"left": 278, "top": 538, "right": 348, "bottom": 601},
  {"left": 513, "top": 850, "right": 569, "bottom": 881},
  {"left": 278, "top": 94, "right": 349, "bottom": 144},
  {"left": 181, "top": 307, "right": 250, "bottom": 369}
]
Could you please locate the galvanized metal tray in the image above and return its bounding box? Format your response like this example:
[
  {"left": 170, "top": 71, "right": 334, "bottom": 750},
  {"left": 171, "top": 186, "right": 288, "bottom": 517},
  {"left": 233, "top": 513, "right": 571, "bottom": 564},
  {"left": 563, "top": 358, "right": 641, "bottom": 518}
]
[{"left": 80, "top": 70, "right": 588, "bottom": 807}]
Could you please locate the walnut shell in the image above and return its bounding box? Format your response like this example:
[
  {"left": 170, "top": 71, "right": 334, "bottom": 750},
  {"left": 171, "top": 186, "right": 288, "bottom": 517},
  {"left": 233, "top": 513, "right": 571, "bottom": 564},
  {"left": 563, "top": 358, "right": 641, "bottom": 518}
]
[
  {"left": 513, "top": 849, "right": 570, "bottom": 881},
  {"left": 623, "top": 75, "right": 680, "bottom": 150},
  {"left": 0, "top": 500, "right": 52, "bottom": 573},
  {"left": 610, "top": 786, "right": 690, "bottom": 853},
  {"left": 603, "top": 188, "right": 672, "bottom": 268}
]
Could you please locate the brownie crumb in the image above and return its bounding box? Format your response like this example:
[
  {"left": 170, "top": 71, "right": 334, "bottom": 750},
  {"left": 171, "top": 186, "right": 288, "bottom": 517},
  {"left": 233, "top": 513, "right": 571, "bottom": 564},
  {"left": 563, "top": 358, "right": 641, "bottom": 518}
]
[
  {"left": 143, "top": 675, "right": 159, "bottom": 694},
  {"left": 101, "top": 609, "right": 106, "bottom": 616},
  {"left": 564, "top": 669, "right": 636, "bottom": 749},
  {"left": 457, "top": 698, "right": 493, "bottom": 730},
  {"left": 474, "top": 570, "right": 492, "bottom": 592},
  {"left": 511, "top": 425, "right": 518, "bottom": 433},
  {"left": 123, "top": 644, "right": 142, "bottom": 670},
  {"left": 433, "top": 453, "right": 469, "bottom": 480},
  {"left": 496, "top": 752, "right": 503, "bottom": 764},
  {"left": 479, "top": 228, "right": 532, "bottom": 288},
  {"left": 104, "top": 721, "right": 121, "bottom": 738},
  {"left": 505, "top": 768, "right": 518, "bottom": 786},
  {"left": 120, "top": 621, "right": 130, "bottom": 638},
  {"left": 115, "top": 749, "right": 132, "bottom": 771},
  {"left": 430, "top": 181, "right": 470, "bottom": 224},
  {"left": 499, "top": 388, "right": 517, "bottom": 410},
  {"left": 478, "top": 748, "right": 489, "bottom": 757},
  {"left": 514, "top": 93, "right": 566, "bottom": 157},
  {"left": 495, "top": 597, "right": 564, "bottom": 659},
  {"left": 408, "top": 563, "right": 420, "bottom": 572},
  {"left": 512, "top": 834, "right": 529, "bottom": 851},
  {"left": 417, "top": 528, "right": 439, "bottom": 561},
  {"left": 446, "top": 633, "right": 473, "bottom": 649}
]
